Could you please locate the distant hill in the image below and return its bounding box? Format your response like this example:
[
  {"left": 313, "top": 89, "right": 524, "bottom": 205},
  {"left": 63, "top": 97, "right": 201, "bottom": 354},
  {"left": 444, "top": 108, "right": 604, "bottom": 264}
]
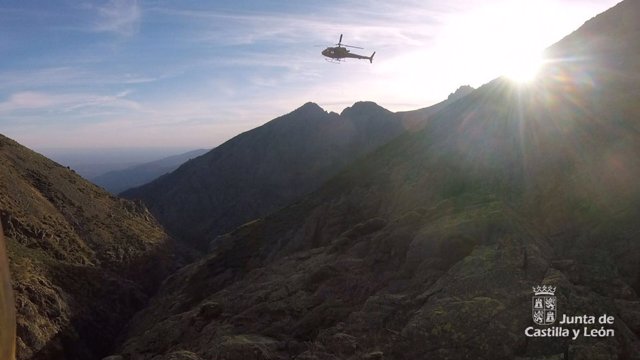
[
  {"left": 0, "top": 134, "right": 175, "bottom": 360},
  {"left": 41, "top": 147, "right": 197, "bottom": 180},
  {"left": 123, "top": 101, "right": 409, "bottom": 250},
  {"left": 91, "top": 149, "right": 209, "bottom": 194},
  {"left": 115, "top": 1, "right": 640, "bottom": 359}
]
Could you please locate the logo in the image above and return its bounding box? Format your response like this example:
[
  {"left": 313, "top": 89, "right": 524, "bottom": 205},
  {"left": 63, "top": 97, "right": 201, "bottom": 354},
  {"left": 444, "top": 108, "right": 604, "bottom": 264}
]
[
  {"left": 525, "top": 285, "right": 616, "bottom": 339},
  {"left": 532, "top": 285, "right": 556, "bottom": 325}
]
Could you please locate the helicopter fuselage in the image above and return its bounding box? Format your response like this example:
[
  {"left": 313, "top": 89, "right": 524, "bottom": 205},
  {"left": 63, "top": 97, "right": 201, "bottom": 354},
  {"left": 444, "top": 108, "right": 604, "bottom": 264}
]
[{"left": 322, "top": 46, "right": 375, "bottom": 63}]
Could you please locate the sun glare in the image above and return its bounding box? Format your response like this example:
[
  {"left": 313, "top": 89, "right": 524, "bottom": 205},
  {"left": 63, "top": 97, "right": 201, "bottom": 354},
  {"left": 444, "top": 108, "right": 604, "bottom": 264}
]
[
  {"left": 422, "top": 0, "right": 566, "bottom": 88},
  {"left": 503, "top": 50, "right": 544, "bottom": 83}
]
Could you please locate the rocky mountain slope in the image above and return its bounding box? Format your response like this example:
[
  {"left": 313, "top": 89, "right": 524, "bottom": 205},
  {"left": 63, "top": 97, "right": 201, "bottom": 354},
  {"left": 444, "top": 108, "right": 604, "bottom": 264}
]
[
  {"left": 0, "top": 224, "right": 16, "bottom": 360},
  {"left": 123, "top": 102, "right": 408, "bottom": 250},
  {"left": 0, "top": 134, "right": 175, "bottom": 360},
  {"left": 113, "top": 1, "right": 640, "bottom": 359},
  {"left": 91, "top": 149, "right": 209, "bottom": 194}
]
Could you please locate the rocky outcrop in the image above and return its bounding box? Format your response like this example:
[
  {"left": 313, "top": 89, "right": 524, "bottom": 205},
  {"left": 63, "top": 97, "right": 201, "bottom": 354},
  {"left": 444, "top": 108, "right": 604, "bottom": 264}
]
[
  {"left": 0, "top": 134, "right": 175, "bottom": 359},
  {"left": 0, "top": 223, "right": 16, "bottom": 360},
  {"left": 115, "top": 197, "right": 640, "bottom": 359}
]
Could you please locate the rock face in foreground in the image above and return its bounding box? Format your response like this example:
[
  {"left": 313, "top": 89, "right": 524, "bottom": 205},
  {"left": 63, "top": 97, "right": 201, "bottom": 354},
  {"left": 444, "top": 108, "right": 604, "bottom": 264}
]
[
  {"left": 115, "top": 1, "right": 640, "bottom": 359},
  {"left": 0, "top": 224, "right": 15, "bottom": 360},
  {"left": 0, "top": 134, "right": 174, "bottom": 360},
  {"left": 123, "top": 102, "right": 407, "bottom": 250}
]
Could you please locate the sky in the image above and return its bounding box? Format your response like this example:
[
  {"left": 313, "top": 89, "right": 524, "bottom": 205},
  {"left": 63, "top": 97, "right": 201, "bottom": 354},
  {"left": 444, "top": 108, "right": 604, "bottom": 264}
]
[{"left": 0, "top": 0, "right": 622, "bottom": 151}]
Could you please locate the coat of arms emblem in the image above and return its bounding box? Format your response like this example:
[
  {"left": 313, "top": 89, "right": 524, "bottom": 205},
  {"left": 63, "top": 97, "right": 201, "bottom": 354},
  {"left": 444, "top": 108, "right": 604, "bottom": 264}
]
[{"left": 532, "top": 285, "right": 556, "bottom": 325}]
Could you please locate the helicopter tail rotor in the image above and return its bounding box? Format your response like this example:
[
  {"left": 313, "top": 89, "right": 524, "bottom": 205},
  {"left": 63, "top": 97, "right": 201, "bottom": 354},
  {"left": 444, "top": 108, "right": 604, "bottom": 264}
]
[{"left": 369, "top": 52, "right": 375, "bottom": 63}]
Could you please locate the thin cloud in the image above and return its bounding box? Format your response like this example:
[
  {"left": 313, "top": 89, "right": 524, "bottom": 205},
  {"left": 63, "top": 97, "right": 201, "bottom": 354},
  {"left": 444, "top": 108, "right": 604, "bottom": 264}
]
[
  {"left": 93, "top": 0, "right": 141, "bottom": 36},
  {"left": 0, "top": 91, "right": 141, "bottom": 115},
  {"left": 150, "top": 5, "right": 438, "bottom": 48},
  {"left": 0, "top": 67, "right": 159, "bottom": 92}
]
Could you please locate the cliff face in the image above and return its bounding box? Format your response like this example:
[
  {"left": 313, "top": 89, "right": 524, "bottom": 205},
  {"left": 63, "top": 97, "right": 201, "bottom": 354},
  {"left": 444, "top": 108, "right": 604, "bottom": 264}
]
[
  {"left": 113, "top": 1, "right": 640, "bottom": 359},
  {"left": 0, "top": 134, "right": 174, "bottom": 360}
]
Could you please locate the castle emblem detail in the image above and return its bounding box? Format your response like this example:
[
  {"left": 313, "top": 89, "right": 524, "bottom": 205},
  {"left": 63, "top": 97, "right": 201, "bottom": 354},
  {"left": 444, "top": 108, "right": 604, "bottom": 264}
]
[{"left": 532, "top": 285, "right": 556, "bottom": 325}]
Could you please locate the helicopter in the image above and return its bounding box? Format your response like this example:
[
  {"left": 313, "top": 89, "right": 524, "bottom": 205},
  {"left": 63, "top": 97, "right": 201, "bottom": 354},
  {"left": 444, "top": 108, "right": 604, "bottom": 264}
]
[{"left": 321, "top": 34, "right": 375, "bottom": 63}]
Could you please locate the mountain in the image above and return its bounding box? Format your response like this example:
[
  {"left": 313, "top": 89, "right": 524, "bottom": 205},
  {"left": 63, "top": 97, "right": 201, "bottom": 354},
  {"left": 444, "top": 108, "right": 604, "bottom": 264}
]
[
  {"left": 91, "top": 149, "right": 209, "bottom": 194},
  {"left": 0, "top": 134, "right": 176, "bottom": 360},
  {"left": 398, "top": 85, "right": 475, "bottom": 131},
  {"left": 123, "top": 101, "right": 408, "bottom": 250},
  {"left": 113, "top": 1, "right": 640, "bottom": 359}
]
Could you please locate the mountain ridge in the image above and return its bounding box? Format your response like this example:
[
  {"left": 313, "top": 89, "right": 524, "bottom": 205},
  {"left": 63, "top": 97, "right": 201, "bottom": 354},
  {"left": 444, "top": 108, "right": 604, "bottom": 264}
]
[{"left": 123, "top": 100, "right": 409, "bottom": 250}]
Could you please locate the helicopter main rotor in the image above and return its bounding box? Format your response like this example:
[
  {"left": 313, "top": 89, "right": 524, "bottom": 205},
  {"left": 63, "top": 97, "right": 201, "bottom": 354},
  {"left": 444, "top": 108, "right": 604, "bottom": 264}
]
[{"left": 336, "top": 34, "right": 363, "bottom": 49}]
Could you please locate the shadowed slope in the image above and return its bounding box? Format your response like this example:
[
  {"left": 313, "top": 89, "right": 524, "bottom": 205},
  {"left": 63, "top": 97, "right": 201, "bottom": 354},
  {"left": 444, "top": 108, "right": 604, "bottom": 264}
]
[{"left": 123, "top": 102, "right": 407, "bottom": 250}]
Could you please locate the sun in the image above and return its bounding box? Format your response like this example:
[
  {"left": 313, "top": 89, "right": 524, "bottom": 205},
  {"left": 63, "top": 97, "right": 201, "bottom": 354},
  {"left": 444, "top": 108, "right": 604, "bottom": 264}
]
[
  {"left": 503, "top": 49, "right": 544, "bottom": 83},
  {"left": 427, "top": 1, "right": 564, "bottom": 87}
]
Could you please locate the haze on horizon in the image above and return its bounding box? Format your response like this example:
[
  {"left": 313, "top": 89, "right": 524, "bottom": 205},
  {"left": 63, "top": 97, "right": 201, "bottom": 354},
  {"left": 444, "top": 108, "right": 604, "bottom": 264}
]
[{"left": 0, "top": 0, "right": 620, "bottom": 151}]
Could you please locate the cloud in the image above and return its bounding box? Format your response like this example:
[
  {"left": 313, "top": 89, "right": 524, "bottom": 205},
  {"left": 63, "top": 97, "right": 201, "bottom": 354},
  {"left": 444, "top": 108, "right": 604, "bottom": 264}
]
[
  {"left": 149, "top": 4, "right": 439, "bottom": 48},
  {"left": 0, "top": 91, "right": 141, "bottom": 116},
  {"left": 93, "top": 0, "right": 141, "bottom": 36},
  {"left": 0, "top": 92, "right": 60, "bottom": 109},
  {"left": 0, "top": 66, "right": 159, "bottom": 93}
]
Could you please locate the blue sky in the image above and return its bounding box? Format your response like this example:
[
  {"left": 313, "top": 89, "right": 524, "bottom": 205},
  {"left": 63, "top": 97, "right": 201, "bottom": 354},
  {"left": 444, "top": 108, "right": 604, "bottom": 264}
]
[{"left": 0, "top": 0, "right": 621, "bottom": 150}]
